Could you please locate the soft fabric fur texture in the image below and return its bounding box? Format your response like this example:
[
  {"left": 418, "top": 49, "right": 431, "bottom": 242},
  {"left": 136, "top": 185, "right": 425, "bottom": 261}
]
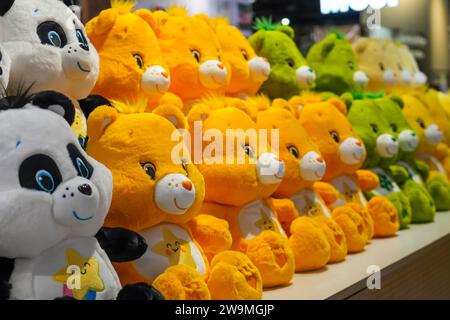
[
  {"left": 347, "top": 97, "right": 405, "bottom": 233},
  {"left": 249, "top": 21, "right": 315, "bottom": 100},
  {"left": 152, "top": 8, "right": 229, "bottom": 108},
  {"left": 86, "top": 1, "right": 181, "bottom": 110},
  {"left": 257, "top": 102, "right": 348, "bottom": 270},
  {"left": 0, "top": 44, "right": 11, "bottom": 93},
  {"left": 298, "top": 97, "right": 377, "bottom": 251},
  {"left": 214, "top": 19, "right": 270, "bottom": 98},
  {"left": 86, "top": 100, "right": 262, "bottom": 300},
  {"left": 353, "top": 38, "right": 398, "bottom": 93},
  {"left": 376, "top": 96, "right": 436, "bottom": 223},
  {"left": 402, "top": 93, "right": 450, "bottom": 211},
  {"left": 187, "top": 96, "right": 295, "bottom": 289},
  {"left": 0, "top": 91, "right": 121, "bottom": 300},
  {"left": 307, "top": 33, "right": 368, "bottom": 95}
]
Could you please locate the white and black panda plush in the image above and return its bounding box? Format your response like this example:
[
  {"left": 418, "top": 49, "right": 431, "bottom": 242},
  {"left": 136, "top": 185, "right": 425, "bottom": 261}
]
[
  {"left": 61, "top": 0, "right": 81, "bottom": 20},
  {"left": 0, "top": 91, "right": 162, "bottom": 300},
  {"left": 0, "top": 44, "right": 10, "bottom": 92},
  {"left": 0, "top": 0, "right": 98, "bottom": 101}
]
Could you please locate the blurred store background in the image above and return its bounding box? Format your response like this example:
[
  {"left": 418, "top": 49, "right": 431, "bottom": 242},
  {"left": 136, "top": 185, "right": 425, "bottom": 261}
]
[{"left": 80, "top": 0, "right": 450, "bottom": 90}]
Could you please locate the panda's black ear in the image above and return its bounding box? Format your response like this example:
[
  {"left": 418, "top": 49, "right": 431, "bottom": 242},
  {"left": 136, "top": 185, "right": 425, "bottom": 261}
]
[
  {"left": 0, "top": 0, "right": 15, "bottom": 16},
  {"left": 79, "top": 95, "right": 112, "bottom": 119},
  {"left": 32, "top": 91, "right": 75, "bottom": 126},
  {"left": 63, "top": 0, "right": 79, "bottom": 5}
]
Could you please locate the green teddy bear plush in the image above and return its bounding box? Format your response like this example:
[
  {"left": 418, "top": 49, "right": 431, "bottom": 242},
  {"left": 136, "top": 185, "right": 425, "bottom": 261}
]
[
  {"left": 346, "top": 95, "right": 412, "bottom": 229},
  {"left": 249, "top": 17, "right": 316, "bottom": 100},
  {"left": 376, "top": 96, "right": 436, "bottom": 223},
  {"left": 307, "top": 33, "right": 369, "bottom": 96}
]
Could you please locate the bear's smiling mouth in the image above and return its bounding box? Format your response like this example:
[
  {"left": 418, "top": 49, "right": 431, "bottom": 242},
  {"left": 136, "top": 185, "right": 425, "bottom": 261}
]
[
  {"left": 73, "top": 211, "right": 94, "bottom": 221},
  {"left": 77, "top": 62, "right": 91, "bottom": 73},
  {"left": 173, "top": 198, "right": 188, "bottom": 211},
  {"left": 353, "top": 152, "right": 361, "bottom": 161}
]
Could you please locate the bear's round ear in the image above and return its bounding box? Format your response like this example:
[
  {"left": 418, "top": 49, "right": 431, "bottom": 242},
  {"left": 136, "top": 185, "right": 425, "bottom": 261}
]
[
  {"left": 153, "top": 10, "right": 170, "bottom": 28},
  {"left": 321, "top": 34, "right": 337, "bottom": 58},
  {"left": 390, "top": 95, "right": 404, "bottom": 109},
  {"left": 272, "top": 98, "right": 294, "bottom": 113},
  {"left": 32, "top": 91, "right": 75, "bottom": 125},
  {"left": 329, "top": 97, "right": 348, "bottom": 115},
  {"left": 277, "top": 25, "right": 295, "bottom": 39},
  {"left": 153, "top": 104, "right": 187, "bottom": 130},
  {"left": 135, "top": 9, "right": 158, "bottom": 33},
  {"left": 340, "top": 93, "right": 353, "bottom": 112},
  {"left": 0, "top": 0, "right": 14, "bottom": 16},
  {"left": 86, "top": 8, "right": 119, "bottom": 37},
  {"left": 353, "top": 37, "right": 369, "bottom": 54},
  {"left": 249, "top": 30, "right": 267, "bottom": 54},
  {"left": 187, "top": 104, "right": 211, "bottom": 129},
  {"left": 87, "top": 106, "right": 118, "bottom": 141}
]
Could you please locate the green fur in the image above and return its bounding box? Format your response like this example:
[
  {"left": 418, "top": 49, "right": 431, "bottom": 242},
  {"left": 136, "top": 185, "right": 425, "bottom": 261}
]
[
  {"left": 249, "top": 23, "right": 309, "bottom": 100},
  {"left": 347, "top": 97, "right": 412, "bottom": 229},
  {"left": 427, "top": 175, "right": 450, "bottom": 211},
  {"left": 307, "top": 34, "right": 362, "bottom": 95},
  {"left": 376, "top": 97, "right": 436, "bottom": 223}
]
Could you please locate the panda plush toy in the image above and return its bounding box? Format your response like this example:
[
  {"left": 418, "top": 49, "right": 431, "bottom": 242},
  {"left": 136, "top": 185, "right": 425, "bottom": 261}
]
[
  {"left": 0, "top": 0, "right": 99, "bottom": 148},
  {"left": 0, "top": 91, "right": 162, "bottom": 300},
  {"left": 0, "top": 44, "right": 10, "bottom": 93}
]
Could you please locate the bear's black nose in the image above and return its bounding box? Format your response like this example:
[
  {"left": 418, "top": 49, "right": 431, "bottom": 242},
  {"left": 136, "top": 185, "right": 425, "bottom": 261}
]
[{"left": 78, "top": 184, "right": 92, "bottom": 196}]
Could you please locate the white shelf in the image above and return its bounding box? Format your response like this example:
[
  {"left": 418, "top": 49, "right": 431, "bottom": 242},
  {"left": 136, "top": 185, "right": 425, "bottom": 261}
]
[{"left": 263, "top": 212, "right": 450, "bottom": 300}]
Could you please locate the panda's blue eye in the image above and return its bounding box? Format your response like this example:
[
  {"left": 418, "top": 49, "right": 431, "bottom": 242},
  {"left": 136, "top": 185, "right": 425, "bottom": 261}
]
[
  {"left": 76, "top": 157, "right": 90, "bottom": 178},
  {"left": 48, "top": 31, "right": 62, "bottom": 48},
  {"left": 76, "top": 29, "right": 89, "bottom": 51},
  {"left": 35, "top": 170, "right": 56, "bottom": 193}
]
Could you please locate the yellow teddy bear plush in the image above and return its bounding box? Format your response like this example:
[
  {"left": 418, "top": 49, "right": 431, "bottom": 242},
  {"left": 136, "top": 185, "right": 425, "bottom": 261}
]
[
  {"left": 353, "top": 38, "right": 398, "bottom": 93},
  {"left": 85, "top": 1, "right": 181, "bottom": 111},
  {"left": 186, "top": 97, "right": 295, "bottom": 289},
  {"left": 257, "top": 100, "right": 348, "bottom": 270},
  {"left": 152, "top": 8, "right": 230, "bottom": 112},
  {"left": 86, "top": 101, "right": 262, "bottom": 300},
  {"left": 212, "top": 19, "right": 270, "bottom": 99}
]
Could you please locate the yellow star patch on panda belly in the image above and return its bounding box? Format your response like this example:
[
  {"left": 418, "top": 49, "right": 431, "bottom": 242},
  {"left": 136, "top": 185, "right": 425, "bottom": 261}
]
[
  {"left": 254, "top": 208, "right": 279, "bottom": 233},
  {"left": 53, "top": 248, "right": 104, "bottom": 300},
  {"left": 151, "top": 227, "right": 197, "bottom": 270}
]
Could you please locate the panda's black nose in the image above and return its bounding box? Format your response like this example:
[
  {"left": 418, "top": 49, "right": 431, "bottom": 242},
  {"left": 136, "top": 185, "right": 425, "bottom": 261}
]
[{"left": 78, "top": 184, "right": 92, "bottom": 196}]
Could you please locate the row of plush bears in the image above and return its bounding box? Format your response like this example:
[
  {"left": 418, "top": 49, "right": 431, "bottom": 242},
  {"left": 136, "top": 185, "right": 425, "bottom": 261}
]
[{"left": 0, "top": 0, "right": 449, "bottom": 300}]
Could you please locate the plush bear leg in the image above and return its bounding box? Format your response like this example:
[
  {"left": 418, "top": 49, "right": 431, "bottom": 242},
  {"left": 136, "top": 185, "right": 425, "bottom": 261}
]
[
  {"left": 153, "top": 265, "right": 211, "bottom": 300},
  {"left": 314, "top": 215, "right": 347, "bottom": 263},
  {"left": 385, "top": 192, "right": 412, "bottom": 229},
  {"left": 402, "top": 180, "right": 436, "bottom": 222},
  {"left": 367, "top": 196, "right": 399, "bottom": 237},
  {"left": 207, "top": 251, "right": 263, "bottom": 300},
  {"left": 346, "top": 203, "right": 374, "bottom": 241},
  {"left": 331, "top": 206, "right": 367, "bottom": 253},
  {"left": 427, "top": 175, "right": 450, "bottom": 211},
  {"left": 246, "top": 231, "right": 295, "bottom": 288}
]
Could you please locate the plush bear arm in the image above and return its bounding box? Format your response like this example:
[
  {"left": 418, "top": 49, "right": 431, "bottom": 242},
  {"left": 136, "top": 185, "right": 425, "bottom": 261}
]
[
  {"left": 313, "top": 182, "right": 339, "bottom": 205},
  {"left": 188, "top": 215, "right": 233, "bottom": 259},
  {"left": 266, "top": 198, "right": 299, "bottom": 235},
  {"left": 387, "top": 165, "right": 409, "bottom": 184},
  {"left": 0, "top": 258, "right": 14, "bottom": 300},
  {"left": 414, "top": 160, "right": 430, "bottom": 181},
  {"left": 356, "top": 170, "right": 379, "bottom": 191},
  {"left": 95, "top": 227, "right": 148, "bottom": 263}
]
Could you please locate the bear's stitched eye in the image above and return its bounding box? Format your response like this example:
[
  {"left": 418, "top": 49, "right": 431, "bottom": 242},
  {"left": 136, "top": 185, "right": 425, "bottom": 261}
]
[
  {"left": 370, "top": 123, "right": 379, "bottom": 133},
  {"left": 379, "top": 63, "right": 385, "bottom": 71},
  {"left": 243, "top": 144, "right": 255, "bottom": 158},
  {"left": 241, "top": 49, "right": 249, "bottom": 61},
  {"left": 288, "top": 145, "right": 299, "bottom": 159},
  {"left": 391, "top": 123, "right": 398, "bottom": 132},
  {"left": 348, "top": 62, "right": 354, "bottom": 70},
  {"left": 76, "top": 29, "right": 89, "bottom": 51},
  {"left": 417, "top": 118, "right": 426, "bottom": 129},
  {"left": 141, "top": 162, "right": 156, "bottom": 180},
  {"left": 19, "top": 154, "right": 62, "bottom": 194},
  {"left": 286, "top": 59, "right": 295, "bottom": 68},
  {"left": 37, "top": 21, "right": 68, "bottom": 48},
  {"left": 329, "top": 131, "right": 340, "bottom": 143},
  {"left": 191, "top": 49, "right": 201, "bottom": 63},
  {"left": 67, "top": 143, "right": 93, "bottom": 179},
  {"left": 134, "top": 54, "right": 144, "bottom": 69}
]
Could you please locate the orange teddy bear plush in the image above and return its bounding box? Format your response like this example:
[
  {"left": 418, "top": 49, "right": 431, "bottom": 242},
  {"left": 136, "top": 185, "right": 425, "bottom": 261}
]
[
  {"left": 86, "top": 101, "right": 262, "bottom": 300},
  {"left": 85, "top": 1, "right": 181, "bottom": 110},
  {"left": 186, "top": 97, "right": 295, "bottom": 289},
  {"left": 213, "top": 19, "right": 271, "bottom": 99},
  {"left": 152, "top": 8, "right": 230, "bottom": 112},
  {"left": 298, "top": 97, "right": 377, "bottom": 252},
  {"left": 257, "top": 100, "right": 348, "bottom": 270}
]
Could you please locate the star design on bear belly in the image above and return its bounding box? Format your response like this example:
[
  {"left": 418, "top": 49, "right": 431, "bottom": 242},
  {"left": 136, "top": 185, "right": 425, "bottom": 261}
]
[
  {"left": 53, "top": 248, "right": 105, "bottom": 300},
  {"left": 151, "top": 227, "right": 197, "bottom": 270},
  {"left": 300, "top": 194, "right": 322, "bottom": 217},
  {"left": 254, "top": 208, "right": 277, "bottom": 232},
  {"left": 341, "top": 182, "right": 359, "bottom": 203}
]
